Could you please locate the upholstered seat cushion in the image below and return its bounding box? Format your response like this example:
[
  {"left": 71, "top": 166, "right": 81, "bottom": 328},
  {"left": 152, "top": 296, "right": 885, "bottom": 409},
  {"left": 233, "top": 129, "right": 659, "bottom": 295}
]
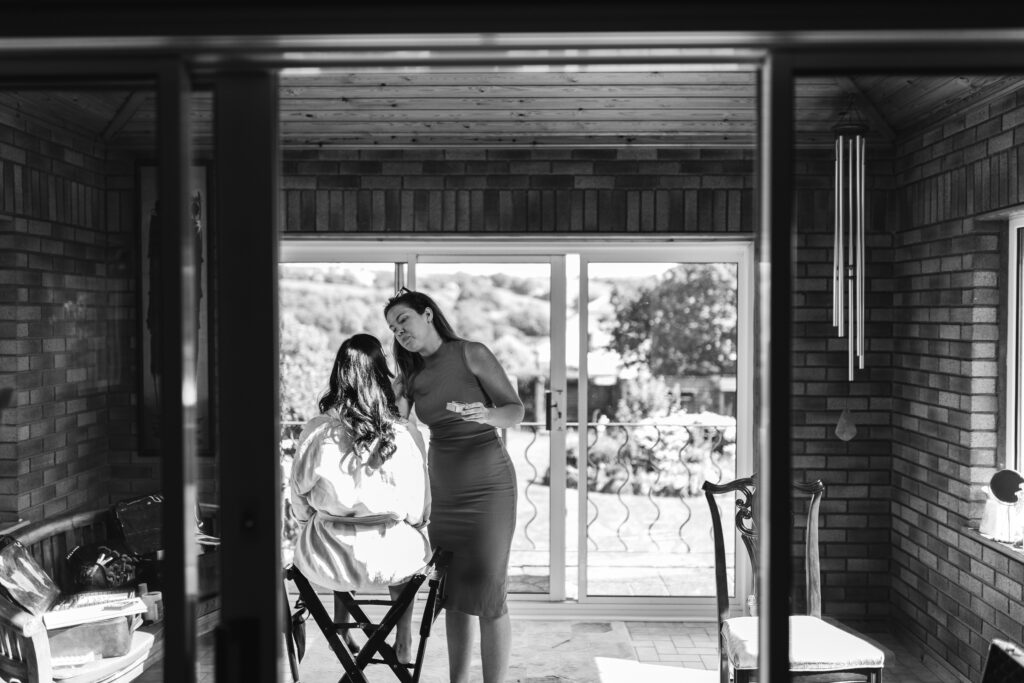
[{"left": 722, "top": 615, "right": 885, "bottom": 672}]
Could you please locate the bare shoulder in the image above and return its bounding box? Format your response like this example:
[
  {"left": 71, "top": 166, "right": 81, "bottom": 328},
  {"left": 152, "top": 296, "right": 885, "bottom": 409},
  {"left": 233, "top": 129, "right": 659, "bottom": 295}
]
[{"left": 463, "top": 339, "right": 498, "bottom": 370}]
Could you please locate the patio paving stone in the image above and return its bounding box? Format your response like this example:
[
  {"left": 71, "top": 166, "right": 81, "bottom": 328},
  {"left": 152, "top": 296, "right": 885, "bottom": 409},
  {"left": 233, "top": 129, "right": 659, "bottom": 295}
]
[{"left": 139, "top": 613, "right": 964, "bottom": 682}]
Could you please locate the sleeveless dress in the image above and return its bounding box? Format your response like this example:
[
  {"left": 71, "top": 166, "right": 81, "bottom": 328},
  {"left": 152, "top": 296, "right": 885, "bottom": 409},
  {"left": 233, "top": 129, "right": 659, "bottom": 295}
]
[{"left": 410, "top": 340, "right": 517, "bottom": 617}]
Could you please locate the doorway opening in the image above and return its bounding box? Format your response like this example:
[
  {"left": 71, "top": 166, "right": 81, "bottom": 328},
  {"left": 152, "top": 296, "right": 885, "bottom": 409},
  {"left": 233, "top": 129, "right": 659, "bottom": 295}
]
[{"left": 279, "top": 237, "right": 754, "bottom": 619}]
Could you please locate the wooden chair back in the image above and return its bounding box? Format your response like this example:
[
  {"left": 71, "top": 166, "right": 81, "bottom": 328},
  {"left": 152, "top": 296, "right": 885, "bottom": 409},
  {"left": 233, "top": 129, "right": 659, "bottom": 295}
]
[
  {"left": 703, "top": 474, "right": 825, "bottom": 630},
  {"left": 15, "top": 509, "right": 113, "bottom": 591}
]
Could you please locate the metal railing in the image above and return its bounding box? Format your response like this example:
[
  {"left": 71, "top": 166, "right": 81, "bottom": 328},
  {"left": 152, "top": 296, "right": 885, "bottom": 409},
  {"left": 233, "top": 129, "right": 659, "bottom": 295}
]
[
  {"left": 513, "top": 420, "right": 735, "bottom": 553},
  {"left": 281, "top": 418, "right": 735, "bottom": 558}
]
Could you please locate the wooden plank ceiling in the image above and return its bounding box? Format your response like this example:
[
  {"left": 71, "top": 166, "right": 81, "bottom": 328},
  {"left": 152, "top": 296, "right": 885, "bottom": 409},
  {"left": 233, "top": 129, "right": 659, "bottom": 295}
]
[{"left": 4, "top": 70, "right": 1022, "bottom": 150}]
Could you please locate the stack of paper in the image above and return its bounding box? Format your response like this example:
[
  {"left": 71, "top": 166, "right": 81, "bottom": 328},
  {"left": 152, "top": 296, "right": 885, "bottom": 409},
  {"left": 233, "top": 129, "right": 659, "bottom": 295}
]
[{"left": 43, "top": 588, "right": 147, "bottom": 630}]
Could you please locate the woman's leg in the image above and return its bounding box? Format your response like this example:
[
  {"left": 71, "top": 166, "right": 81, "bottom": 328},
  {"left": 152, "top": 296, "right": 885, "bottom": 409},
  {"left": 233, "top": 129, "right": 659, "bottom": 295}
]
[
  {"left": 389, "top": 583, "right": 415, "bottom": 663},
  {"left": 445, "top": 608, "right": 475, "bottom": 683},
  {"left": 480, "top": 610, "right": 511, "bottom": 683}
]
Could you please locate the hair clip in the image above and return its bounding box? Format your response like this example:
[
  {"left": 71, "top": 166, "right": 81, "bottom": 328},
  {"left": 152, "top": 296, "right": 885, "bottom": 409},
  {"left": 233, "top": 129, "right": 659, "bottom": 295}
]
[{"left": 388, "top": 286, "right": 414, "bottom": 302}]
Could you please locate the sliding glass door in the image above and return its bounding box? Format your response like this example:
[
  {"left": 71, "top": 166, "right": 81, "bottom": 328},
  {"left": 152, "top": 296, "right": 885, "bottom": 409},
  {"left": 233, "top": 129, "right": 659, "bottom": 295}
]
[
  {"left": 411, "top": 256, "right": 569, "bottom": 601},
  {"left": 574, "top": 246, "right": 752, "bottom": 612},
  {"left": 279, "top": 240, "right": 752, "bottom": 616}
]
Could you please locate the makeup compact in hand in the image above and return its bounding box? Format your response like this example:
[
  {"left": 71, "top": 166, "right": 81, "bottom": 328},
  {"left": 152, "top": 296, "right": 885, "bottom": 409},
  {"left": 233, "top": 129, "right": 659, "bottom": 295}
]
[{"left": 446, "top": 401, "right": 467, "bottom": 414}]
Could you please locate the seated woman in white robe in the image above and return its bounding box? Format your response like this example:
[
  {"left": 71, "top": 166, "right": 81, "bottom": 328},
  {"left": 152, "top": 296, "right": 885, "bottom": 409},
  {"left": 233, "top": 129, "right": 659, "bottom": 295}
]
[{"left": 290, "top": 333, "right": 430, "bottom": 662}]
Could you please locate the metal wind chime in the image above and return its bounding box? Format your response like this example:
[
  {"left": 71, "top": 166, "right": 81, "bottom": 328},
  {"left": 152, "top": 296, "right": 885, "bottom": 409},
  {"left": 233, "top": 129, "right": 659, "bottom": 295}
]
[{"left": 832, "top": 116, "right": 868, "bottom": 381}]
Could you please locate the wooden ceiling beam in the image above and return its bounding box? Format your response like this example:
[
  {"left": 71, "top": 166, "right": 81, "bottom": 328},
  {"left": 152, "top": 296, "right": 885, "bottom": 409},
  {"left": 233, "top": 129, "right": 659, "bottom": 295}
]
[{"left": 101, "top": 90, "right": 148, "bottom": 143}]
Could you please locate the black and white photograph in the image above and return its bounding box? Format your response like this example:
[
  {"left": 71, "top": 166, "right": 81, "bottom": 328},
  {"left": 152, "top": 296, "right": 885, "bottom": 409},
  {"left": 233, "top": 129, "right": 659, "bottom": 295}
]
[{"left": 2, "top": 5, "right": 1024, "bottom": 683}]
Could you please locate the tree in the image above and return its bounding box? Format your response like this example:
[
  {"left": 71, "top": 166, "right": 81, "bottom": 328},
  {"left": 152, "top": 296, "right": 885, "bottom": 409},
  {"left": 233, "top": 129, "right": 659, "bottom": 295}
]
[
  {"left": 608, "top": 264, "right": 737, "bottom": 377},
  {"left": 280, "top": 311, "right": 332, "bottom": 423},
  {"left": 491, "top": 333, "right": 538, "bottom": 380},
  {"left": 507, "top": 302, "right": 549, "bottom": 337}
]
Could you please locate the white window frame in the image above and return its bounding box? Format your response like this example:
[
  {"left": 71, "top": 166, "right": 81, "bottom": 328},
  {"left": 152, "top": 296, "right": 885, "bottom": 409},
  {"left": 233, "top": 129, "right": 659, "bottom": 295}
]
[
  {"left": 280, "top": 236, "right": 755, "bottom": 619},
  {"left": 1009, "top": 216, "right": 1024, "bottom": 471}
]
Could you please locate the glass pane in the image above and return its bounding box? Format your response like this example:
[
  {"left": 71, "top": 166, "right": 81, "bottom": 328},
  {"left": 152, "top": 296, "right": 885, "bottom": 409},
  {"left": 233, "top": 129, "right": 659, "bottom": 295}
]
[
  {"left": 191, "top": 88, "right": 217, "bottom": 683},
  {"left": 1017, "top": 224, "right": 1024, "bottom": 468},
  {"left": 582, "top": 261, "right": 739, "bottom": 598},
  {"left": 0, "top": 82, "right": 220, "bottom": 682},
  {"left": 278, "top": 261, "right": 398, "bottom": 558},
  {"left": 414, "top": 262, "right": 554, "bottom": 596}
]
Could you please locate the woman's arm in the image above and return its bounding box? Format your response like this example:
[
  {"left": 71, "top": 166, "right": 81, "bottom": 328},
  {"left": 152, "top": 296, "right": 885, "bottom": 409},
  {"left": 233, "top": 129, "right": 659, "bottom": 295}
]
[
  {"left": 405, "top": 416, "right": 427, "bottom": 456},
  {"left": 398, "top": 425, "right": 431, "bottom": 528},
  {"left": 393, "top": 377, "right": 412, "bottom": 419},
  {"left": 288, "top": 438, "right": 318, "bottom": 526},
  {"left": 461, "top": 340, "right": 525, "bottom": 428}
]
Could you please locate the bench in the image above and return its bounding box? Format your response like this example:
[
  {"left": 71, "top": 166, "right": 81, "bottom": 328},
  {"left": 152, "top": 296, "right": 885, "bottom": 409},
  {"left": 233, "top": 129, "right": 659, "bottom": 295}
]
[{"left": 0, "top": 505, "right": 220, "bottom": 683}]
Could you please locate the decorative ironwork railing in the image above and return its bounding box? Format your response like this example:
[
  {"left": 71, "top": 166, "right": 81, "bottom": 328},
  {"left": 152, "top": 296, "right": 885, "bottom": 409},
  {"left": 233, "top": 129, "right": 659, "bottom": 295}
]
[
  {"left": 511, "top": 420, "right": 735, "bottom": 554},
  {"left": 281, "top": 418, "right": 735, "bottom": 557}
]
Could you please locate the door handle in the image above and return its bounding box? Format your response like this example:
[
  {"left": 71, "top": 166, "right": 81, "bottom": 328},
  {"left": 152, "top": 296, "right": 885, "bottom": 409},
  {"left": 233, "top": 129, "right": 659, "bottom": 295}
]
[
  {"left": 545, "top": 389, "right": 563, "bottom": 432},
  {"left": 545, "top": 390, "right": 552, "bottom": 431}
]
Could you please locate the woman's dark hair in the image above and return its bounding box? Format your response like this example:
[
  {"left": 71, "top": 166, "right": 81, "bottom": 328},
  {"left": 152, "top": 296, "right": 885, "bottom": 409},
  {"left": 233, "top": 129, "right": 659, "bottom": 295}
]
[
  {"left": 318, "top": 333, "right": 400, "bottom": 465},
  {"left": 383, "top": 288, "right": 462, "bottom": 392}
]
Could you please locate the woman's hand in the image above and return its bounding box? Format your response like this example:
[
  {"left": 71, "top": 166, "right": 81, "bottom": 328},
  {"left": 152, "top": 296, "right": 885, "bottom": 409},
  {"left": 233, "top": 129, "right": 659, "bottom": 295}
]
[
  {"left": 459, "top": 401, "right": 491, "bottom": 423},
  {"left": 458, "top": 400, "right": 526, "bottom": 427}
]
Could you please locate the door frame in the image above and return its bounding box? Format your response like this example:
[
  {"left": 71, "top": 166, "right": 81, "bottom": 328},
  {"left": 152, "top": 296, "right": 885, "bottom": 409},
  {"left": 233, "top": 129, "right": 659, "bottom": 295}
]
[
  {"left": 280, "top": 235, "right": 754, "bottom": 619},
  {"left": 409, "top": 253, "right": 569, "bottom": 602},
  {"left": 575, "top": 243, "right": 754, "bottom": 615}
]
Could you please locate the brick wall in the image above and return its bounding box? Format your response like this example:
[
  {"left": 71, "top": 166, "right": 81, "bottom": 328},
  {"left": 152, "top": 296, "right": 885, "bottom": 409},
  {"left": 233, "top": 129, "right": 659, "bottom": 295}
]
[
  {"left": 0, "top": 101, "right": 158, "bottom": 522},
  {"left": 791, "top": 149, "right": 896, "bottom": 624},
  {"left": 889, "top": 91, "right": 1024, "bottom": 681},
  {"left": 280, "top": 148, "right": 753, "bottom": 234}
]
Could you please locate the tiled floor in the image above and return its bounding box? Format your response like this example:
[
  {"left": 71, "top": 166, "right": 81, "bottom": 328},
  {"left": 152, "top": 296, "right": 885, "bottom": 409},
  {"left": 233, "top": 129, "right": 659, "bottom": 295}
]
[{"left": 139, "top": 613, "right": 962, "bottom": 683}]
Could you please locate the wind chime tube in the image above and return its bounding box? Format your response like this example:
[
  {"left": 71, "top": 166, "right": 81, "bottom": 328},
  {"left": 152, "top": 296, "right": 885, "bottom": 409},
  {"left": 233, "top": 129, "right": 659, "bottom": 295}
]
[
  {"left": 847, "top": 136, "right": 855, "bottom": 381},
  {"left": 857, "top": 134, "right": 866, "bottom": 370},
  {"left": 833, "top": 138, "right": 840, "bottom": 328},
  {"left": 837, "top": 136, "right": 845, "bottom": 337}
]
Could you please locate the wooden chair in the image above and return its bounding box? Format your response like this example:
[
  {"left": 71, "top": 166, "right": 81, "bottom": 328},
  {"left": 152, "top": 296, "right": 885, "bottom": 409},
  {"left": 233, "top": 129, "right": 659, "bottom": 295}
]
[
  {"left": 0, "top": 503, "right": 221, "bottom": 683},
  {"left": 703, "top": 476, "right": 885, "bottom": 683},
  {"left": 0, "top": 509, "right": 155, "bottom": 683}
]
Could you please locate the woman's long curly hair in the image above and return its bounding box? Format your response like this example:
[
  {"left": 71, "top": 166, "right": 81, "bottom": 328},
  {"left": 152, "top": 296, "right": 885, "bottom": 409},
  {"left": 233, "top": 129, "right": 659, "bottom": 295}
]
[
  {"left": 318, "top": 333, "right": 400, "bottom": 466},
  {"left": 383, "top": 288, "right": 462, "bottom": 397}
]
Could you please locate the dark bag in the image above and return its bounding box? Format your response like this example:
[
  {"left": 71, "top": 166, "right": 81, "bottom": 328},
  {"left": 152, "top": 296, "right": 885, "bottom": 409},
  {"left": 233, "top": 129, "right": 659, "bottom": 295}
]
[
  {"left": 0, "top": 535, "right": 60, "bottom": 615},
  {"left": 113, "top": 493, "right": 164, "bottom": 555},
  {"left": 66, "top": 542, "right": 139, "bottom": 590}
]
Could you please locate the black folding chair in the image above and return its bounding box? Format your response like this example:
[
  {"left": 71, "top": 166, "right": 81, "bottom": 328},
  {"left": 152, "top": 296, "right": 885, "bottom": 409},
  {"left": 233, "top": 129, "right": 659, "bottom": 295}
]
[{"left": 285, "top": 548, "right": 450, "bottom": 683}]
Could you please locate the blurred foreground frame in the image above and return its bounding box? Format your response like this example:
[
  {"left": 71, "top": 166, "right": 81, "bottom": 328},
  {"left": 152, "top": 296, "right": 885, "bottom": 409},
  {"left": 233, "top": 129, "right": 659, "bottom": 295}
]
[{"left": 137, "top": 162, "right": 216, "bottom": 457}]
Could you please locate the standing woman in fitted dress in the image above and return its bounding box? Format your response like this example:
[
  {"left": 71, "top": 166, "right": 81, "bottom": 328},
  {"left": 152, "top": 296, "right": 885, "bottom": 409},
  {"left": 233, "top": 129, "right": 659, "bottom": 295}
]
[{"left": 384, "top": 289, "right": 523, "bottom": 683}]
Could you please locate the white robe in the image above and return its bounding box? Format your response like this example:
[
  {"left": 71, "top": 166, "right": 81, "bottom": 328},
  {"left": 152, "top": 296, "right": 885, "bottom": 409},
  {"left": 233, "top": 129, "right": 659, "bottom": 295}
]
[{"left": 289, "top": 413, "right": 431, "bottom": 592}]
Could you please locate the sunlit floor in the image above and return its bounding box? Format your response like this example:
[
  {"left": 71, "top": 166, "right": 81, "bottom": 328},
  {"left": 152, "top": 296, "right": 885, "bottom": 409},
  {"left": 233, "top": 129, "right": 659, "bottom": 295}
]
[{"left": 139, "top": 613, "right": 961, "bottom": 683}]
